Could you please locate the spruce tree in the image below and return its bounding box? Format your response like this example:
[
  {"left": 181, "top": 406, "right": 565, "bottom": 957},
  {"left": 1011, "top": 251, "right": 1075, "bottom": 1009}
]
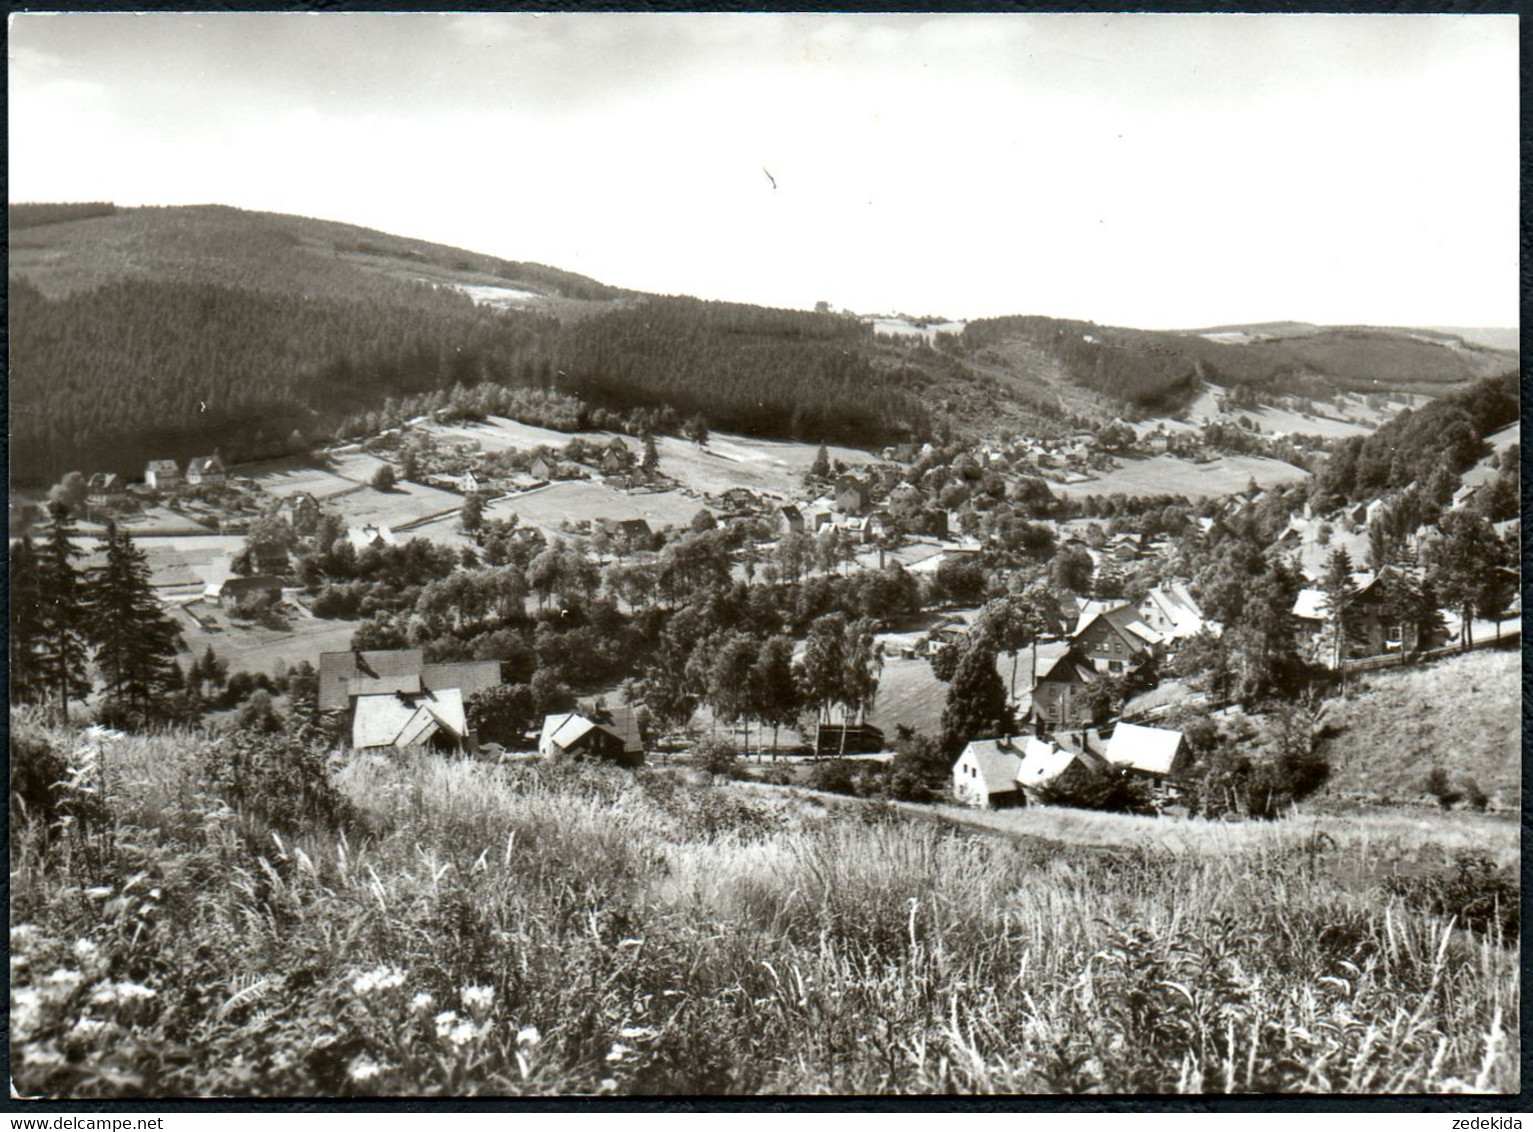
[
  {"left": 8, "top": 536, "right": 47, "bottom": 704},
  {"left": 86, "top": 521, "right": 185, "bottom": 724},
  {"left": 35, "top": 504, "right": 92, "bottom": 721}
]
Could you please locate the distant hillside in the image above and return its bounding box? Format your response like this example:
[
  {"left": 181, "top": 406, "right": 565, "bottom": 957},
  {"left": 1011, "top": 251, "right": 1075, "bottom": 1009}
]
[
  {"left": 956, "top": 315, "right": 1514, "bottom": 416},
  {"left": 9, "top": 206, "right": 1040, "bottom": 482},
  {"left": 9, "top": 203, "right": 1509, "bottom": 484}
]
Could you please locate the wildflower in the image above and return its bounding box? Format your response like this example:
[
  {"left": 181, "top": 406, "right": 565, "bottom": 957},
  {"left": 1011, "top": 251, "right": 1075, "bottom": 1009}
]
[
  {"left": 44, "top": 968, "right": 85, "bottom": 989},
  {"left": 460, "top": 985, "right": 494, "bottom": 1013},
  {"left": 600, "top": 1078, "right": 618, "bottom": 1092},
  {"left": 348, "top": 1055, "right": 384, "bottom": 1083},
  {"left": 410, "top": 993, "right": 435, "bottom": 1014},
  {"left": 351, "top": 966, "right": 406, "bottom": 996},
  {"left": 434, "top": 1010, "right": 460, "bottom": 1039},
  {"left": 605, "top": 1042, "right": 633, "bottom": 1062},
  {"left": 619, "top": 1026, "right": 656, "bottom": 1040},
  {"left": 10, "top": 924, "right": 39, "bottom": 949},
  {"left": 67, "top": 1018, "right": 108, "bottom": 1041},
  {"left": 618, "top": 938, "right": 643, "bottom": 949},
  {"left": 90, "top": 981, "right": 156, "bottom": 1005},
  {"left": 73, "top": 939, "right": 102, "bottom": 966},
  {"left": 447, "top": 1020, "right": 484, "bottom": 1047},
  {"left": 516, "top": 1025, "right": 541, "bottom": 1048},
  {"left": 85, "top": 887, "right": 114, "bottom": 900}
]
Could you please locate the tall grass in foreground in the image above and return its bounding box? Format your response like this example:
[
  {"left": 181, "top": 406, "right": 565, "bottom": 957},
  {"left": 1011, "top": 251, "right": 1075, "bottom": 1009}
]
[{"left": 9, "top": 715, "right": 1519, "bottom": 1096}]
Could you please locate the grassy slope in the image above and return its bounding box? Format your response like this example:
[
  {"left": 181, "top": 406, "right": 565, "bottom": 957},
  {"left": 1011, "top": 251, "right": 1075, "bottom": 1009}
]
[
  {"left": 9, "top": 716, "right": 1519, "bottom": 1096},
  {"left": 1314, "top": 649, "right": 1521, "bottom": 809}
]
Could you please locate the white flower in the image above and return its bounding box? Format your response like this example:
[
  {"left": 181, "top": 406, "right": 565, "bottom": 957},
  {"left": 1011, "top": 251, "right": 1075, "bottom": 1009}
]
[
  {"left": 73, "top": 939, "right": 101, "bottom": 965},
  {"left": 410, "top": 993, "right": 435, "bottom": 1014},
  {"left": 10, "top": 924, "right": 38, "bottom": 949},
  {"left": 460, "top": 985, "right": 494, "bottom": 1013},
  {"left": 605, "top": 1042, "right": 633, "bottom": 1062},
  {"left": 85, "top": 887, "right": 114, "bottom": 900},
  {"left": 348, "top": 1055, "right": 384, "bottom": 1083},
  {"left": 44, "top": 968, "right": 85, "bottom": 988},
  {"left": 600, "top": 1078, "right": 618, "bottom": 1092},
  {"left": 434, "top": 1010, "right": 460, "bottom": 1038},
  {"left": 351, "top": 966, "right": 406, "bottom": 996},
  {"left": 516, "top": 1025, "right": 541, "bottom": 1048},
  {"left": 447, "top": 1020, "right": 484, "bottom": 1047},
  {"left": 68, "top": 1018, "right": 108, "bottom": 1041},
  {"left": 618, "top": 938, "right": 643, "bottom": 949},
  {"left": 619, "top": 1026, "right": 656, "bottom": 1040},
  {"left": 90, "top": 981, "right": 156, "bottom": 1005}
]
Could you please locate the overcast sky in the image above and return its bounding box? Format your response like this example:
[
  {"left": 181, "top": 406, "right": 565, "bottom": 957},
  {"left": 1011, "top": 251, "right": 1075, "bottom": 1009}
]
[{"left": 8, "top": 12, "right": 1519, "bottom": 328}]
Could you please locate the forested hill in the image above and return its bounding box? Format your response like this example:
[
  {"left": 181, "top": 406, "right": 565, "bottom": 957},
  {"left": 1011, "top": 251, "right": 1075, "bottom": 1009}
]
[
  {"left": 10, "top": 206, "right": 1027, "bottom": 482},
  {"left": 7, "top": 204, "right": 1516, "bottom": 483},
  {"left": 955, "top": 315, "right": 1515, "bottom": 415}
]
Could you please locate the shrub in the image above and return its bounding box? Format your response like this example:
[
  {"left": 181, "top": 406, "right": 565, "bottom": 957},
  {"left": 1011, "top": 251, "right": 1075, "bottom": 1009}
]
[
  {"left": 690, "top": 736, "right": 739, "bottom": 783},
  {"left": 1385, "top": 850, "right": 1518, "bottom": 940},
  {"left": 9, "top": 722, "right": 68, "bottom": 829},
  {"left": 198, "top": 730, "right": 354, "bottom": 834},
  {"left": 1422, "top": 766, "right": 1462, "bottom": 810},
  {"left": 805, "top": 758, "right": 860, "bottom": 795}
]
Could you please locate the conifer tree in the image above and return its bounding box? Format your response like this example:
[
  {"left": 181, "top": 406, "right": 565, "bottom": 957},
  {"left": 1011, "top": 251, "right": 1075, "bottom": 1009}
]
[
  {"left": 641, "top": 433, "right": 660, "bottom": 476},
  {"left": 35, "top": 504, "right": 92, "bottom": 721},
  {"left": 86, "top": 521, "right": 185, "bottom": 724},
  {"left": 8, "top": 536, "right": 47, "bottom": 705}
]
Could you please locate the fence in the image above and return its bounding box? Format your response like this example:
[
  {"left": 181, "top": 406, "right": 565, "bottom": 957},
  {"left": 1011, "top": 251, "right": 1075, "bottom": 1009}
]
[{"left": 1339, "top": 624, "right": 1521, "bottom": 676}]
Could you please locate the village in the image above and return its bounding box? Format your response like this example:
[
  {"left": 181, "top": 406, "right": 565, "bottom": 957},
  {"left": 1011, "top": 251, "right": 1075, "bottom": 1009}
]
[{"left": 21, "top": 377, "right": 1518, "bottom": 820}]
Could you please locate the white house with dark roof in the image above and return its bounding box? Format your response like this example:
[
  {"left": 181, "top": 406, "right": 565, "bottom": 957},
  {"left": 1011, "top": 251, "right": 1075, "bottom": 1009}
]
[
  {"left": 186, "top": 455, "right": 227, "bottom": 486},
  {"left": 1135, "top": 583, "right": 1212, "bottom": 641},
  {"left": 352, "top": 688, "right": 468, "bottom": 752},
  {"left": 1015, "top": 735, "right": 1105, "bottom": 801},
  {"left": 145, "top": 459, "right": 182, "bottom": 489},
  {"left": 952, "top": 738, "right": 1025, "bottom": 809},
  {"left": 538, "top": 704, "right": 644, "bottom": 765}
]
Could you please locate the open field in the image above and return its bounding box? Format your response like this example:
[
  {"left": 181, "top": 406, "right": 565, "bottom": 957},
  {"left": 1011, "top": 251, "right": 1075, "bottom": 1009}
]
[
  {"left": 1457, "top": 422, "right": 1518, "bottom": 493},
  {"left": 10, "top": 725, "right": 1518, "bottom": 1096},
  {"left": 490, "top": 481, "right": 705, "bottom": 536},
  {"left": 420, "top": 416, "right": 875, "bottom": 499},
  {"left": 1052, "top": 452, "right": 1309, "bottom": 500}
]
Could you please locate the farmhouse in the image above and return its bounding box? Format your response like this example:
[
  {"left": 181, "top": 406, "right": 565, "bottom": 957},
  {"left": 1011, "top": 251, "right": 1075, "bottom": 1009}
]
[
  {"left": 528, "top": 454, "right": 556, "bottom": 481},
  {"left": 209, "top": 574, "right": 283, "bottom": 609},
  {"left": 952, "top": 738, "right": 1025, "bottom": 809},
  {"left": 275, "top": 491, "right": 321, "bottom": 531},
  {"left": 186, "top": 455, "right": 227, "bottom": 486},
  {"left": 1029, "top": 649, "right": 1101, "bottom": 728},
  {"left": 1292, "top": 567, "right": 1442, "bottom": 667},
  {"left": 1072, "top": 604, "right": 1165, "bottom": 676},
  {"left": 351, "top": 688, "right": 469, "bottom": 753},
  {"left": 1134, "top": 583, "right": 1210, "bottom": 641},
  {"left": 317, "top": 649, "right": 504, "bottom": 713},
  {"left": 601, "top": 438, "right": 634, "bottom": 474},
  {"left": 458, "top": 470, "right": 481, "bottom": 495},
  {"left": 87, "top": 472, "right": 127, "bottom": 504},
  {"left": 835, "top": 476, "right": 872, "bottom": 516},
  {"left": 538, "top": 704, "right": 644, "bottom": 766},
  {"left": 145, "top": 459, "right": 182, "bottom": 489},
  {"left": 1016, "top": 735, "right": 1105, "bottom": 801},
  {"left": 777, "top": 505, "right": 805, "bottom": 536},
  {"left": 1103, "top": 722, "right": 1189, "bottom": 783},
  {"left": 249, "top": 542, "right": 291, "bottom": 575}
]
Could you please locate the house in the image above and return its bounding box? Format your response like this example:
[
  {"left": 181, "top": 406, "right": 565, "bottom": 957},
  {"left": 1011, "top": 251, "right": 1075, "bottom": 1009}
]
[
  {"left": 275, "top": 492, "right": 321, "bottom": 531},
  {"left": 718, "top": 487, "right": 758, "bottom": 514},
  {"left": 1071, "top": 604, "right": 1165, "bottom": 676},
  {"left": 1144, "top": 430, "right": 1173, "bottom": 454},
  {"left": 952, "top": 738, "right": 1025, "bottom": 809},
  {"left": 538, "top": 704, "right": 644, "bottom": 766},
  {"left": 351, "top": 688, "right": 469, "bottom": 753},
  {"left": 777, "top": 504, "right": 805, "bottom": 536},
  {"left": 317, "top": 649, "right": 503, "bottom": 713},
  {"left": 87, "top": 473, "right": 127, "bottom": 505},
  {"left": 1103, "top": 723, "right": 1189, "bottom": 783},
  {"left": 458, "top": 470, "right": 481, "bottom": 495},
  {"left": 1015, "top": 735, "right": 1104, "bottom": 801},
  {"left": 867, "top": 510, "right": 895, "bottom": 540},
  {"left": 1135, "top": 583, "right": 1210, "bottom": 641},
  {"left": 1029, "top": 648, "right": 1101, "bottom": 728},
  {"left": 211, "top": 574, "right": 283, "bottom": 609},
  {"left": 528, "top": 454, "right": 555, "bottom": 481},
  {"left": 835, "top": 476, "right": 872, "bottom": 516},
  {"left": 889, "top": 482, "right": 923, "bottom": 508},
  {"left": 601, "top": 438, "right": 634, "bottom": 474},
  {"left": 186, "top": 455, "right": 227, "bottom": 486},
  {"left": 1291, "top": 568, "right": 1441, "bottom": 667},
  {"left": 347, "top": 524, "right": 397, "bottom": 552},
  {"left": 145, "top": 459, "right": 182, "bottom": 490},
  {"left": 1110, "top": 534, "right": 1142, "bottom": 562}
]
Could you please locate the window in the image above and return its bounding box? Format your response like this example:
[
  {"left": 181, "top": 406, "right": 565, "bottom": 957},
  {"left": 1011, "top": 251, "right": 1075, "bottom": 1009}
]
[{"left": 1109, "top": 660, "right": 1124, "bottom": 674}]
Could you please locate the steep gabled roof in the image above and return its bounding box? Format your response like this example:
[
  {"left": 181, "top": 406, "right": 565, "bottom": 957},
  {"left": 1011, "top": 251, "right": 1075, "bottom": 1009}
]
[
  {"left": 1075, "top": 604, "right": 1164, "bottom": 651},
  {"left": 959, "top": 739, "right": 1024, "bottom": 795},
  {"left": 1036, "top": 648, "right": 1098, "bottom": 686},
  {"left": 352, "top": 688, "right": 467, "bottom": 750},
  {"left": 1016, "top": 736, "right": 1103, "bottom": 787}
]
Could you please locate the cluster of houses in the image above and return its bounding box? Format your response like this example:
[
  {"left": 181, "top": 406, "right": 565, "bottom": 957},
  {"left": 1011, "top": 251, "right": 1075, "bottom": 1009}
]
[
  {"left": 145, "top": 455, "right": 228, "bottom": 490},
  {"left": 954, "top": 721, "right": 1189, "bottom": 809}
]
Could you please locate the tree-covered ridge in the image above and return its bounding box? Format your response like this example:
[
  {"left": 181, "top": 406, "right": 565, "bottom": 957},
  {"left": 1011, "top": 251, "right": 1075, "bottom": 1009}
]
[
  {"left": 10, "top": 202, "right": 119, "bottom": 229},
  {"left": 958, "top": 315, "right": 1514, "bottom": 412}
]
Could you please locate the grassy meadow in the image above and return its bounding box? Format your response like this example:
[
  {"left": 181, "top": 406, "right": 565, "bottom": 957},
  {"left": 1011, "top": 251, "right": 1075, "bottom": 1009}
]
[{"left": 9, "top": 713, "right": 1519, "bottom": 1097}]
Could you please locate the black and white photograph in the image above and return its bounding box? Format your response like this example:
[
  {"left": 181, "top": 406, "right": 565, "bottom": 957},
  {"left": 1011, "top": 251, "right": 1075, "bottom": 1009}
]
[{"left": 6, "top": 10, "right": 1521, "bottom": 1101}]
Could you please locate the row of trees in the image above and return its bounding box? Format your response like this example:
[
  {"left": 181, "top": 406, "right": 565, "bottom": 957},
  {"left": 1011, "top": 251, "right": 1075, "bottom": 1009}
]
[{"left": 10, "top": 510, "right": 184, "bottom": 726}]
